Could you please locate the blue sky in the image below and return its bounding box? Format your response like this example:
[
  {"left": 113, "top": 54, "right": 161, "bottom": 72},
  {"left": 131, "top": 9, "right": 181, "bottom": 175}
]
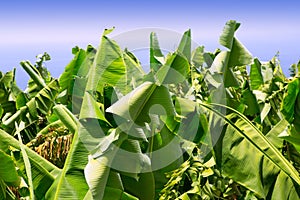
[{"left": 1, "top": 0, "right": 300, "bottom": 88}]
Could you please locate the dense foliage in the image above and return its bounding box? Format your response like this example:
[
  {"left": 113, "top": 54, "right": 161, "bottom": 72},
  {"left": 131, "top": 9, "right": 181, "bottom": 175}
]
[{"left": 1, "top": 20, "right": 300, "bottom": 199}]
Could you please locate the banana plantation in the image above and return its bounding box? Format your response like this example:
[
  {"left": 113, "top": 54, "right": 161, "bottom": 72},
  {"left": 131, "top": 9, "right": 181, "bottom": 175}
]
[{"left": 1, "top": 20, "right": 300, "bottom": 199}]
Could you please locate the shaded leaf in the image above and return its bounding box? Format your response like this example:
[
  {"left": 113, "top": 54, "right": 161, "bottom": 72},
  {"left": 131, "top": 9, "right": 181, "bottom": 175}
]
[{"left": 0, "top": 150, "right": 19, "bottom": 183}]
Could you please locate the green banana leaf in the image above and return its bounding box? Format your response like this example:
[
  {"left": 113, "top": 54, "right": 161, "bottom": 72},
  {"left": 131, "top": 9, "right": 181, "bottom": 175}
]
[
  {"left": 219, "top": 20, "right": 252, "bottom": 68},
  {"left": 59, "top": 46, "right": 91, "bottom": 94},
  {"left": 201, "top": 103, "right": 300, "bottom": 199},
  {"left": 88, "top": 28, "right": 144, "bottom": 95},
  {"left": 2, "top": 79, "right": 59, "bottom": 133},
  {"left": 217, "top": 20, "right": 252, "bottom": 87},
  {"left": 281, "top": 77, "right": 300, "bottom": 132},
  {"left": 107, "top": 81, "right": 175, "bottom": 125},
  {"left": 155, "top": 29, "right": 191, "bottom": 85},
  {"left": 177, "top": 29, "right": 191, "bottom": 62},
  {"left": 58, "top": 45, "right": 96, "bottom": 112},
  {"left": 191, "top": 46, "right": 205, "bottom": 69},
  {"left": 155, "top": 53, "right": 190, "bottom": 85},
  {"left": 0, "top": 150, "right": 19, "bottom": 199},
  {"left": 16, "top": 122, "right": 35, "bottom": 199},
  {"left": 250, "top": 58, "right": 264, "bottom": 90},
  {"left": 150, "top": 32, "right": 164, "bottom": 72}
]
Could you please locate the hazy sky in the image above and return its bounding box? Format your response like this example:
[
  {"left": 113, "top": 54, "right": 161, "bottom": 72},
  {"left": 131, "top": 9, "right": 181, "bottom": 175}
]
[{"left": 1, "top": 0, "right": 300, "bottom": 88}]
